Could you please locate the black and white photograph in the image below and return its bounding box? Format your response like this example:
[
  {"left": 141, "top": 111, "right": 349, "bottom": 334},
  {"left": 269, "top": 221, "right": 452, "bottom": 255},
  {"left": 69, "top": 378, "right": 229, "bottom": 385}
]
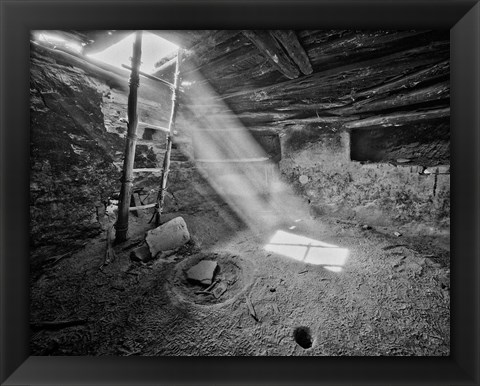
[{"left": 29, "top": 29, "right": 450, "bottom": 356}]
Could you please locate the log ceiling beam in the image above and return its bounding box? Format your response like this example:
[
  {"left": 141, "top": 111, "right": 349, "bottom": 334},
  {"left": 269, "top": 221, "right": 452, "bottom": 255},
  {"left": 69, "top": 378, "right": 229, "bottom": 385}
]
[
  {"left": 344, "top": 107, "right": 450, "bottom": 129},
  {"left": 331, "top": 81, "right": 450, "bottom": 116},
  {"left": 242, "top": 30, "right": 300, "bottom": 79},
  {"left": 185, "top": 30, "right": 241, "bottom": 62},
  {"left": 270, "top": 30, "right": 313, "bottom": 75},
  {"left": 341, "top": 60, "right": 450, "bottom": 101},
  {"left": 155, "top": 31, "right": 245, "bottom": 77},
  {"left": 217, "top": 45, "right": 448, "bottom": 106}
]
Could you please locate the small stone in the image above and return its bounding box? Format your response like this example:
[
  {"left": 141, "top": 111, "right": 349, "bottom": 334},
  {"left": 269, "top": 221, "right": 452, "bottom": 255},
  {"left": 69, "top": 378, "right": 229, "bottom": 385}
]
[
  {"left": 393, "top": 231, "right": 402, "bottom": 237},
  {"left": 186, "top": 260, "right": 218, "bottom": 286},
  {"left": 299, "top": 175, "right": 309, "bottom": 184},
  {"left": 212, "top": 281, "right": 228, "bottom": 299},
  {"left": 409, "top": 262, "right": 424, "bottom": 276},
  {"left": 130, "top": 245, "right": 152, "bottom": 262},
  {"left": 362, "top": 224, "right": 372, "bottom": 230},
  {"left": 146, "top": 217, "right": 190, "bottom": 258}
]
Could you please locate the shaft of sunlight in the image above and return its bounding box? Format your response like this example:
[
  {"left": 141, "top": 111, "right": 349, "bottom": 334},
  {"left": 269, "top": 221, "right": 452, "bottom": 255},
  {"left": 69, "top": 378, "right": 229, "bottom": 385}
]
[{"left": 182, "top": 73, "right": 311, "bottom": 234}]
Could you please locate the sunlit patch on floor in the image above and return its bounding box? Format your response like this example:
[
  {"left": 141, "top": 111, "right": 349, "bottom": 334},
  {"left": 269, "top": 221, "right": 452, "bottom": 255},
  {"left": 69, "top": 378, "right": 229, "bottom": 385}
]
[{"left": 264, "top": 230, "right": 348, "bottom": 271}]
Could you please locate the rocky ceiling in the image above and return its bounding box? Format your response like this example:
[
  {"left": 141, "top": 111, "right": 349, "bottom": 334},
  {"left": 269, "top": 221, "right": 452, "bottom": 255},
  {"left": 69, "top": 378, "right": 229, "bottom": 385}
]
[{"left": 50, "top": 29, "right": 450, "bottom": 133}]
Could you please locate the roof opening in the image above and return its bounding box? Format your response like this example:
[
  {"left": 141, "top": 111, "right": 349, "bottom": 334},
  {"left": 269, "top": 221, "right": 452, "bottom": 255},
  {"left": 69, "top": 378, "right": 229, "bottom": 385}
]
[
  {"left": 86, "top": 31, "right": 178, "bottom": 74},
  {"left": 33, "top": 32, "right": 84, "bottom": 54}
]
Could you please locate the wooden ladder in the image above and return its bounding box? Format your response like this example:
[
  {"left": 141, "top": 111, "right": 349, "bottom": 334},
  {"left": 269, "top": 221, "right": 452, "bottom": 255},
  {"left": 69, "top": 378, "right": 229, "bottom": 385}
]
[{"left": 115, "top": 31, "right": 182, "bottom": 243}]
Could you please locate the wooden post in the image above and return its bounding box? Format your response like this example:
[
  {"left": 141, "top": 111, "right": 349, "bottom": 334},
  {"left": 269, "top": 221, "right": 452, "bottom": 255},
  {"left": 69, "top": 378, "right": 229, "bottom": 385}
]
[
  {"left": 115, "top": 31, "right": 142, "bottom": 243},
  {"left": 155, "top": 49, "right": 183, "bottom": 226}
]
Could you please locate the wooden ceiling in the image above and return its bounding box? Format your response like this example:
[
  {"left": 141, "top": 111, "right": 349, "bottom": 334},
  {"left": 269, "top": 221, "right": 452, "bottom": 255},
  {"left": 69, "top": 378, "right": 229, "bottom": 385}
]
[{"left": 63, "top": 29, "right": 450, "bottom": 133}]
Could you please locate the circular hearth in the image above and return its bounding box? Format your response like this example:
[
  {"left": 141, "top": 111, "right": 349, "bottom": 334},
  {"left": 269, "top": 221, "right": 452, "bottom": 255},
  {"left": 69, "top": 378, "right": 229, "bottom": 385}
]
[{"left": 167, "top": 252, "right": 255, "bottom": 307}]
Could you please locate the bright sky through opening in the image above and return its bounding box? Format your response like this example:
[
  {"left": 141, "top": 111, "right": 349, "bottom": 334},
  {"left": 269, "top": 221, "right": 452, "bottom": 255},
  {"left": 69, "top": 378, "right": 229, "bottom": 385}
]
[
  {"left": 35, "top": 32, "right": 83, "bottom": 54},
  {"left": 87, "top": 31, "right": 178, "bottom": 74}
]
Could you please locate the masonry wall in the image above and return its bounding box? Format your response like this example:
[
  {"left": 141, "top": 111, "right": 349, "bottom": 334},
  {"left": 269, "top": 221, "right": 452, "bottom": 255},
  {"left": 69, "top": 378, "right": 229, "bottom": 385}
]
[
  {"left": 29, "top": 44, "right": 218, "bottom": 253},
  {"left": 279, "top": 123, "right": 450, "bottom": 232}
]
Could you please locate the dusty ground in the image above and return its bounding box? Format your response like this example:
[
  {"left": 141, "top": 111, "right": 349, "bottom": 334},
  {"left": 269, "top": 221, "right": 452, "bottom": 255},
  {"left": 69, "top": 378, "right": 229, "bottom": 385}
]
[{"left": 30, "top": 200, "right": 450, "bottom": 356}]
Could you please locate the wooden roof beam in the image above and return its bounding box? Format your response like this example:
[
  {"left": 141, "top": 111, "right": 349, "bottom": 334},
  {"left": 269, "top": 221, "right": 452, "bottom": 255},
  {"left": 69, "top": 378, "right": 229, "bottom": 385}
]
[
  {"left": 270, "top": 30, "right": 313, "bottom": 75},
  {"left": 153, "top": 30, "right": 241, "bottom": 77},
  {"left": 242, "top": 30, "right": 300, "bottom": 79},
  {"left": 344, "top": 107, "right": 450, "bottom": 129}
]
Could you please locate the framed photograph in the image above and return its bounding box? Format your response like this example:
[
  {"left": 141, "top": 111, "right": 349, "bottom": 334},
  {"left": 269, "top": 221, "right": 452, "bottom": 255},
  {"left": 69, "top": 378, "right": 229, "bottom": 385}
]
[{"left": 1, "top": 0, "right": 479, "bottom": 385}]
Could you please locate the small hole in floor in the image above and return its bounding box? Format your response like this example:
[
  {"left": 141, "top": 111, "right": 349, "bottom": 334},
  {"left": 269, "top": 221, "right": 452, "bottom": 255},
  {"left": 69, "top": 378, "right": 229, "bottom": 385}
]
[{"left": 293, "top": 326, "right": 313, "bottom": 349}]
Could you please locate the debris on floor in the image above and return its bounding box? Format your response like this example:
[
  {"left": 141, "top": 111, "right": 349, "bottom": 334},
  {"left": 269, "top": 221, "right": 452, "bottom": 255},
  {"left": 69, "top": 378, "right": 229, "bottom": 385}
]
[
  {"left": 245, "top": 294, "right": 259, "bottom": 322},
  {"left": 194, "top": 279, "right": 220, "bottom": 295},
  {"left": 146, "top": 216, "right": 190, "bottom": 258},
  {"left": 382, "top": 244, "right": 408, "bottom": 251},
  {"left": 29, "top": 213, "right": 450, "bottom": 356},
  {"left": 186, "top": 260, "right": 218, "bottom": 285},
  {"left": 130, "top": 245, "right": 151, "bottom": 263},
  {"left": 299, "top": 175, "right": 309, "bottom": 184},
  {"left": 212, "top": 281, "right": 228, "bottom": 299}
]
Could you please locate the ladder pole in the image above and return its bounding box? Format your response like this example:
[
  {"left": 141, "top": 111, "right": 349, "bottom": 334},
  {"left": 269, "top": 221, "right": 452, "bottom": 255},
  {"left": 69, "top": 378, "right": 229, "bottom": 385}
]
[
  {"left": 115, "top": 31, "right": 143, "bottom": 243},
  {"left": 155, "top": 49, "right": 183, "bottom": 226}
]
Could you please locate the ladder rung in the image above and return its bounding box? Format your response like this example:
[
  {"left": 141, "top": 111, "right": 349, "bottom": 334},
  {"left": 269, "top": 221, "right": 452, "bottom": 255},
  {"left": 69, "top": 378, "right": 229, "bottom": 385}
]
[
  {"left": 121, "top": 64, "right": 175, "bottom": 90},
  {"left": 137, "top": 121, "right": 169, "bottom": 132},
  {"left": 129, "top": 203, "right": 157, "bottom": 211},
  {"left": 195, "top": 157, "right": 270, "bottom": 163},
  {"left": 132, "top": 168, "right": 163, "bottom": 173}
]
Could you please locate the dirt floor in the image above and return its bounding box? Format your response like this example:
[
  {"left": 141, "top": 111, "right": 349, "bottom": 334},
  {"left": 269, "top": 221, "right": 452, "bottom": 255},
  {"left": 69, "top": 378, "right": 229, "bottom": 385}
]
[{"left": 30, "top": 199, "right": 450, "bottom": 356}]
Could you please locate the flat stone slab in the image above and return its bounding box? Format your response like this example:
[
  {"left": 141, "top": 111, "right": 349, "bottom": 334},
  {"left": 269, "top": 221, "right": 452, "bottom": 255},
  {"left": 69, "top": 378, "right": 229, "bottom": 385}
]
[
  {"left": 146, "top": 217, "right": 190, "bottom": 258},
  {"left": 186, "top": 260, "right": 218, "bottom": 286}
]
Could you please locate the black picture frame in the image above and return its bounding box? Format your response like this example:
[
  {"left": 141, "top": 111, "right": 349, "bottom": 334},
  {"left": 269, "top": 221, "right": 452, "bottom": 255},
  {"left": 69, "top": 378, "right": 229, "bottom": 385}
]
[{"left": 1, "top": 0, "right": 479, "bottom": 385}]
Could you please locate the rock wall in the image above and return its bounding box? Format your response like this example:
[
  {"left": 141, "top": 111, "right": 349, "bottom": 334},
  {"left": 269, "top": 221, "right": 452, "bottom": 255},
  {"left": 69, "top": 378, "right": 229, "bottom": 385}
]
[
  {"left": 29, "top": 43, "right": 219, "bottom": 252},
  {"left": 30, "top": 46, "right": 124, "bottom": 249},
  {"left": 279, "top": 123, "right": 450, "bottom": 231}
]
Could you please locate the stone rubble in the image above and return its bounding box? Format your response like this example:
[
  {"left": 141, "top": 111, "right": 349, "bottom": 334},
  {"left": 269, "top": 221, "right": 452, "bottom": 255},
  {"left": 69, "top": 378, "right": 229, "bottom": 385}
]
[{"left": 146, "top": 217, "right": 190, "bottom": 258}]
